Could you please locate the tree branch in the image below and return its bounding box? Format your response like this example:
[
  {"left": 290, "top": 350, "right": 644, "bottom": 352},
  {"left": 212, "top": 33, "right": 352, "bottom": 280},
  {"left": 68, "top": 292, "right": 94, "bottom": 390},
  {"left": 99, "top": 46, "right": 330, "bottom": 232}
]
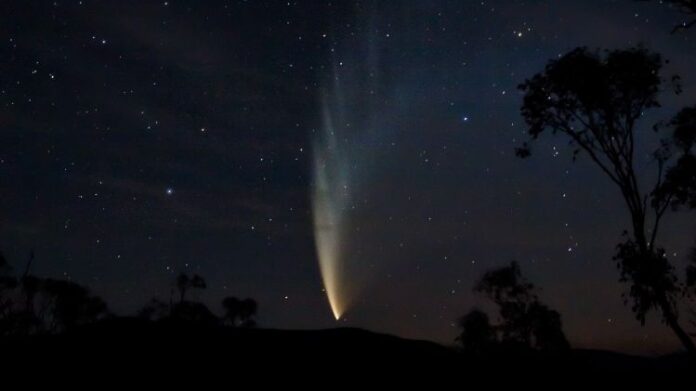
[
  {"left": 650, "top": 193, "right": 673, "bottom": 250},
  {"left": 556, "top": 120, "right": 622, "bottom": 186}
]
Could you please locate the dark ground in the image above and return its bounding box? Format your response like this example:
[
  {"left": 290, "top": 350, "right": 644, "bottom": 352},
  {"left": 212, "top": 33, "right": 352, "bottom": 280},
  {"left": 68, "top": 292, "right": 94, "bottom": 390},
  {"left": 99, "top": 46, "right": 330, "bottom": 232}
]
[{"left": 1, "top": 319, "right": 691, "bottom": 382}]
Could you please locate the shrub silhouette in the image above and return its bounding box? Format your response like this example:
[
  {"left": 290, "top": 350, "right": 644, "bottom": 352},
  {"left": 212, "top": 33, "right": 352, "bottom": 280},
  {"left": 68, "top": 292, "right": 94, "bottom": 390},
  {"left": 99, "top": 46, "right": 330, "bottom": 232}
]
[{"left": 222, "top": 297, "right": 258, "bottom": 327}]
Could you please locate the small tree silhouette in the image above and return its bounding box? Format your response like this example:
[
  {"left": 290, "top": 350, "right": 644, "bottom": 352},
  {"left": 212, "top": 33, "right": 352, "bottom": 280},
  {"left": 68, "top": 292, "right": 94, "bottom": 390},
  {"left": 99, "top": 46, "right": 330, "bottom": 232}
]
[
  {"left": 167, "top": 273, "right": 217, "bottom": 324},
  {"left": 456, "top": 309, "right": 496, "bottom": 354},
  {"left": 526, "top": 302, "right": 570, "bottom": 352},
  {"left": 222, "top": 297, "right": 257, "bottom": 327},
  {"left": 176, "top": 273, "right": 206, "bottom": 303},
  {"left": 517, "top": 46, "right": 695, "bottom": 353}
]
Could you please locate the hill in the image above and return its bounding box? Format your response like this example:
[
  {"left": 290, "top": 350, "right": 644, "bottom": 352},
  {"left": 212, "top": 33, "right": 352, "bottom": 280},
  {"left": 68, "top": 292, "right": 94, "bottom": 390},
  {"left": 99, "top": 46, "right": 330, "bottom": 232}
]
[{"left": 0, "top": 318, "right": 692, "bottom": 380}]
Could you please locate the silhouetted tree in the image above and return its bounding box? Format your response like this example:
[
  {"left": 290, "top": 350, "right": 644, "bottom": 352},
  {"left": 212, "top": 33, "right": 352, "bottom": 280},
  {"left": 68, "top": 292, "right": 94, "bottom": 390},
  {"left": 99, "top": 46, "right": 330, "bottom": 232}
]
[
  {"left": 476, "top": 262, "right": 537, "bottom": 346},
  {"left": 456, "top": 309, "right": 496, "bottom": 354},
  {"left": 39, "top": 278, "right": 109, "bottom": 333},
  {"left": 222, "top": 297, "right": 258, "bottom": 327},
  {"left": 517, "top": 46, "right": 695, "bottom": 352},
  {"left": 476, "top": 262, "right": 569, "bottom": 351},
  {"left": 641, "top": 0, "right": 696, "bottom": 338},
  {"left": 526, "top": 302, "right": 570, "bottom": 352},
  {"left": 0, "top": 251, "right": 109, "bottom": 336},
  {"left": 458, "top": 262, "right": 569, "bottom": 353},
  {"left": 176, "top": 273, "right": 206, "bottom": 303}
]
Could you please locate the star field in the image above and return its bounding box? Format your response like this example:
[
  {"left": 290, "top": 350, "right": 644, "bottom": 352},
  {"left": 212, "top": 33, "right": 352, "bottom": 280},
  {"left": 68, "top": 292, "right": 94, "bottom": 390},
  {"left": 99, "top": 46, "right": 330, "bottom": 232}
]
[{"left": 1, "top": 0, "right": 695, "bottom": 354}]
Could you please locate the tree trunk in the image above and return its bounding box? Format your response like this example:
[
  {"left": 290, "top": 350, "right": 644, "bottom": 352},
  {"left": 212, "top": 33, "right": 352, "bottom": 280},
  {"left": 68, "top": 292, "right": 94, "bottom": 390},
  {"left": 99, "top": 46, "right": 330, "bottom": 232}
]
[
  {"left": 658, "top": 297, "right": 696, "bottom": 354},
  {"left": 632, "top": 216, "right": 696, "bottom": 354}
]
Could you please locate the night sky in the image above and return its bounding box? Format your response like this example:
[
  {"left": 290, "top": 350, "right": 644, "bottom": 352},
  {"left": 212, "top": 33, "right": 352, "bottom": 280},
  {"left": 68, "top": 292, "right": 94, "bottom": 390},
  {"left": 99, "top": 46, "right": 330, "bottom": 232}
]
[{"left": 2, "top": 0, "right": 695, "bottom": 355}]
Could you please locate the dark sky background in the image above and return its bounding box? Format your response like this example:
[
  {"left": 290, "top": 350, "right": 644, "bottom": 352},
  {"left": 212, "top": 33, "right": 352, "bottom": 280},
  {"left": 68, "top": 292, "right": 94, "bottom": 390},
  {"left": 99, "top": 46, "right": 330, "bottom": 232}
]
[{"left": 1, "top": 0, "right": 695, "bottom": 355}]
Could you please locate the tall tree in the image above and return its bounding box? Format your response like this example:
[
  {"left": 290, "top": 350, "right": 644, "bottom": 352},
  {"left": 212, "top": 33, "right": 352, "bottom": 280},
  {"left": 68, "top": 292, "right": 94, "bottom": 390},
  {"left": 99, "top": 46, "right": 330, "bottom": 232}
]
[
  {"left": 517, "top": 46, "right": 696, "bottom": 352},
  {"left": 641, "top": 0, "right": 696, "bottom": 336}
]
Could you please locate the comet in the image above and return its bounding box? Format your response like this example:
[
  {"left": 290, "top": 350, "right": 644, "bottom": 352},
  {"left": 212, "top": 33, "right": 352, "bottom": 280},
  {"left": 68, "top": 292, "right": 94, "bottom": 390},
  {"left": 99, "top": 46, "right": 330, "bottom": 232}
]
[
  {"left": 311, "top": 18, "right": 387, "bottom": 320},
  {"left": 311, "top": 94, "right": 352, "bottom": 320}
]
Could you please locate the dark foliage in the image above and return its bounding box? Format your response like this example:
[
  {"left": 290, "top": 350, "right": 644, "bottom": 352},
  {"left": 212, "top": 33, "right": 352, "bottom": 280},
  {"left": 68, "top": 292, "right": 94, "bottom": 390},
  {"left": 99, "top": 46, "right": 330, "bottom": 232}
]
[
  {"left": 654, "top": 106, "right": 696, "bottom": 210},
  {"left": 613, "top": 237, "right": 678, "bottom": 325}
]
